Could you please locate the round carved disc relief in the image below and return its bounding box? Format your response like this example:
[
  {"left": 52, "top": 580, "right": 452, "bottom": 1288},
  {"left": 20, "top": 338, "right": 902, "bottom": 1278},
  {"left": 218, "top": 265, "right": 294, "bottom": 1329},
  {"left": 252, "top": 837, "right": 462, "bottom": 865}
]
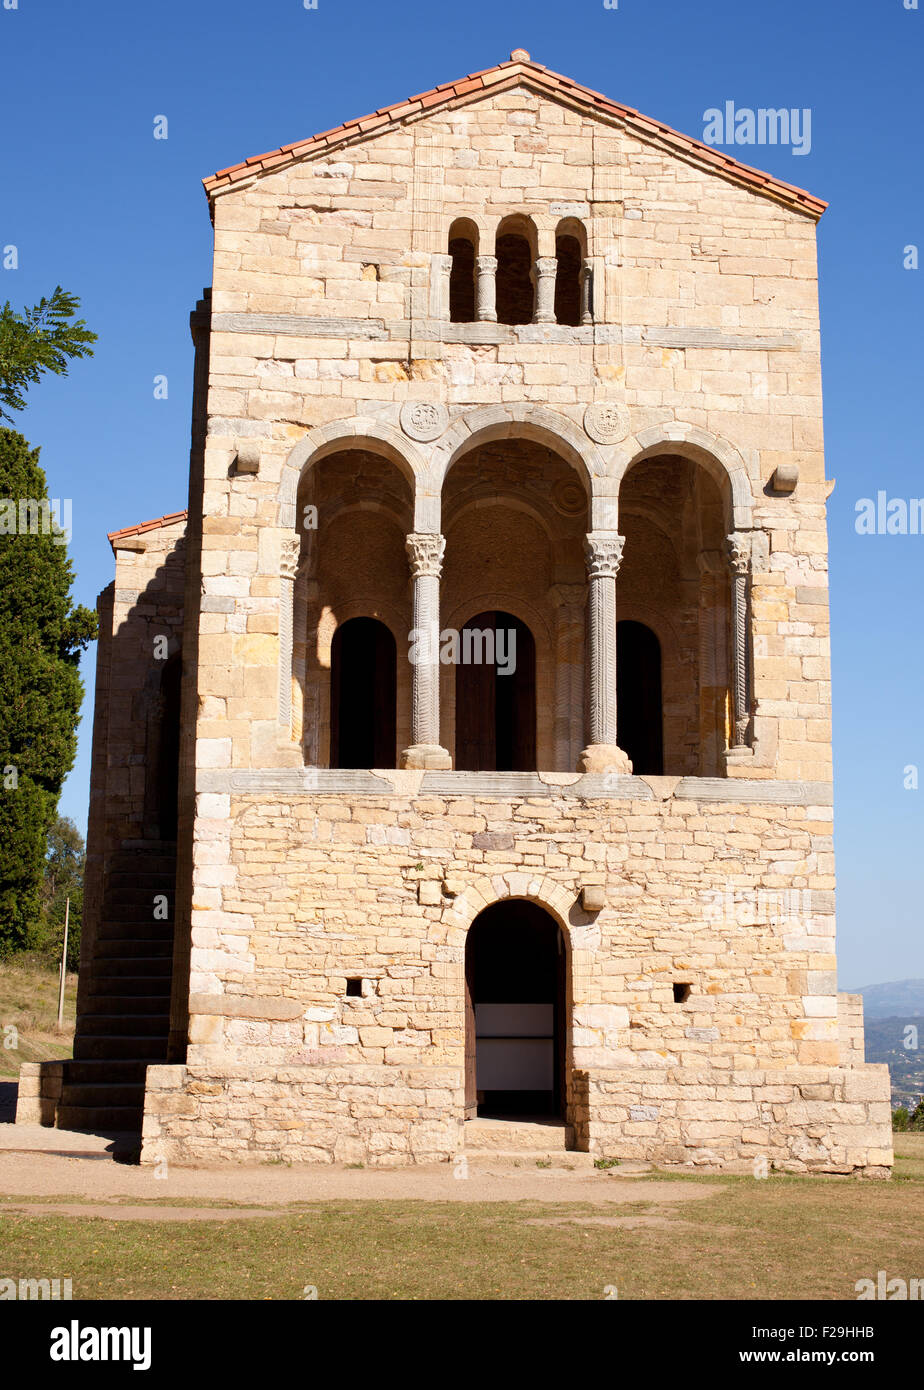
[
  {"left": 400, "top": 401, "right": 449, "bottom": 442},
  {"left": 583, "top": 402, "right": 630, "bottom": 445}
]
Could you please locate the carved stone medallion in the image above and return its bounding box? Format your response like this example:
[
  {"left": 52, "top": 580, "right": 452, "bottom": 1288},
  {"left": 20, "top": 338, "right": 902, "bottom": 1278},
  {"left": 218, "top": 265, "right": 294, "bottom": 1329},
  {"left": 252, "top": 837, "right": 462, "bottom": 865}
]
[
  {"left": 400, "top": 401, "right": 449, "bottom": 442},
  {"left": 583, "top": 401, "right": 630, "bottom": 445}
]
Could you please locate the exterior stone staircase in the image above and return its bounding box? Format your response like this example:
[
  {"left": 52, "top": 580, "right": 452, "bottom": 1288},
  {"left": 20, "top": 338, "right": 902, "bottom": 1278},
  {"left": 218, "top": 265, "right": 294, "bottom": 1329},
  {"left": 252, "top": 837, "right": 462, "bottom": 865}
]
[{"left": 57, "top": 842, "right": 176, "bottom": 1134}]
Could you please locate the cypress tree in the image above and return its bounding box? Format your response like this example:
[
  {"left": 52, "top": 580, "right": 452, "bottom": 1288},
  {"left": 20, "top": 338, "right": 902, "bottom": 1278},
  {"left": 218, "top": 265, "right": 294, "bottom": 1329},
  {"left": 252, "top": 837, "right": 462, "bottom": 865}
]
[{"left": 0, "top": 430, "right": 97, "bottom": 952}]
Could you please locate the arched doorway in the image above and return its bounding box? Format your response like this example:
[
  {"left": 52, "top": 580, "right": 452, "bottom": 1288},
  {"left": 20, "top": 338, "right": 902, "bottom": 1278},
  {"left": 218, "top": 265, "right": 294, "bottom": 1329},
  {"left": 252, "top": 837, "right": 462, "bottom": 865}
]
[
  {"left": 617, "top": 620, "right": 664, "bottom": 775},
  {"left": 464, "top": 900, "right": 566, "bottom": 1119},
  {"left": 455, "top": 612, "right": 536, "bottom": 771},
  {"left": 329, "top": 617, "right": 397, "bottom": 768}
]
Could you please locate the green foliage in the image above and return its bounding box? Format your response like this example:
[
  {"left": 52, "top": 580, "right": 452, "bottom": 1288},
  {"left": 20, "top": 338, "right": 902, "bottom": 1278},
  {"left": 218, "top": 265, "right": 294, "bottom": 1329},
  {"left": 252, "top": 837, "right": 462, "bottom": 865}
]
[
  {"left": 909, "top": 1099, "right": 924, "bottom": 1132},
  {"left": 0, "top": 287, "right": 96, "bottom": 423},
  {"left": 28, "top": 816, "right": 84, "bottom": 969},
  {"left": 892, "top": 1106, "right": 910, "bottom": 1133},
  {"left": 0, "top": 430, "right": 97, "bottom": 953}
]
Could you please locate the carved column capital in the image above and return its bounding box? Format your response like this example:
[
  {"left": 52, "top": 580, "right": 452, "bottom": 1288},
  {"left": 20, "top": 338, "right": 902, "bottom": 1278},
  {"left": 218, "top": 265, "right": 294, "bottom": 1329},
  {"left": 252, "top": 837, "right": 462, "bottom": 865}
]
[
  {"left": 280, "top": 533, "right": 301, "bottom": 581},
  {"left": 475, "top": 256, "right": 498, "bottom": 323},
  {"left": 584, "top": 532, "right": 625, "bottom": 581},
  {"left": 405, "top": 532, "right": 446, "bottom": 579},
  {"left": 726, "top": 532, "right": 752, "bottom": 577}
]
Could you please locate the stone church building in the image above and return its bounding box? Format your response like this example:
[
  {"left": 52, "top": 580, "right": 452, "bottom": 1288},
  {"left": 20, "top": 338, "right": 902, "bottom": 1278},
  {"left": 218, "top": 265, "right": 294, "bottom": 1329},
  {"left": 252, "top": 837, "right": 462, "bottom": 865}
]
[{"left": 20, "top": 50, "right": 892, "bottom": 1171}]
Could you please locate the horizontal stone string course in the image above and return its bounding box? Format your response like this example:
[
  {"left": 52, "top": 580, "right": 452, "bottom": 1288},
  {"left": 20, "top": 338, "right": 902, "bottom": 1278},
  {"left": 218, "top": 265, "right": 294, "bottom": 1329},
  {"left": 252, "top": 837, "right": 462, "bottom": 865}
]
[
  {"left": 208, "top": 312, "right": 800, "bottom": 352},
  {"left": 194, "top": 768, "right": 833, "bottom": 805}
]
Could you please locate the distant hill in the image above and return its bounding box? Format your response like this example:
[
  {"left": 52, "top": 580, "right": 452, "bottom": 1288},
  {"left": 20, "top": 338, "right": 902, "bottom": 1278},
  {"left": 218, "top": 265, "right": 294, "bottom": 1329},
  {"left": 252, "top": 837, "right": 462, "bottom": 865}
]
[
  {"left": 846, "top": 979, "right": 924, "bottom": 1019},
  {"left": 862, "top": 1016, "right": 924, "bottom": 1109},
  {"left": 842, "top": 982, "right": 924, "bottom": 1108}
]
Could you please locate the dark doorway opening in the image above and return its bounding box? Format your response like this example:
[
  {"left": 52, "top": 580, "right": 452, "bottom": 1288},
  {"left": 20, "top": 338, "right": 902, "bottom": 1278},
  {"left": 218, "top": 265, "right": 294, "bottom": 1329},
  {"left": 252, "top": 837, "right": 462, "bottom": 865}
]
[
  {"left": 330, "top": 617, "right": 397, "bottom": 768},
  {"left": 617, "top": 619, "right": 664, "bottom": 775},
  {"left": 464, "top": 900, "right": 566, "bottom": 1119},
  {"left": 455, "top": 612, "right": 536, "bottom": 772}
]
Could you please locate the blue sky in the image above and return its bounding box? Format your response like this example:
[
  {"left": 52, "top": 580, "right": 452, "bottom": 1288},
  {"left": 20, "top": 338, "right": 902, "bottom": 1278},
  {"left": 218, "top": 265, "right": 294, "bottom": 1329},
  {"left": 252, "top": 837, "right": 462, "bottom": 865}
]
[{"left": 2, "top": 0, "right": 920, "bottom": 986}]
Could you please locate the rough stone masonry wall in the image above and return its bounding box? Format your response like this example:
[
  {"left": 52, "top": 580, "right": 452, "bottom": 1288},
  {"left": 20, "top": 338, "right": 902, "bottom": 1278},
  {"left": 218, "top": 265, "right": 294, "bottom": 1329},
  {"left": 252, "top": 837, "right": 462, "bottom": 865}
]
[{"left": 140, "top": 782, "right": 892, "bottom": 1170}]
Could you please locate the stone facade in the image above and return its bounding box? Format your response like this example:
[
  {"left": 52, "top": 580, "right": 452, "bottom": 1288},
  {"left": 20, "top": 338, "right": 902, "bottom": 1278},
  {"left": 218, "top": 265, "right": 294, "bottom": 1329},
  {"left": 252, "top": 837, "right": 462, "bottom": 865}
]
[{"left": 36, "top": 52, "right": 892, "bottom": 1173}]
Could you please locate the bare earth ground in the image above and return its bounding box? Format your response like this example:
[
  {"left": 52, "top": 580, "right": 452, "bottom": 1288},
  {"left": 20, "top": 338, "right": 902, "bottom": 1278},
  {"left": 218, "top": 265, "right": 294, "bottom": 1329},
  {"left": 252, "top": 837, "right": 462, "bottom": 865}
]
[{"left": 0, "top": 1124, "right": 922, "bottom": 1299}]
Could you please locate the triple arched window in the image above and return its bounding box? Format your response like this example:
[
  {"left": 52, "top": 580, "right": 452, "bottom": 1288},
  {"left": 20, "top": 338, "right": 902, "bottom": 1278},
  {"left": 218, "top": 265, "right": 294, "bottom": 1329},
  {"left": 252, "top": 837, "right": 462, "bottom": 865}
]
[{"left": 447, "top": 217, "right": 590, "bottom": 326}]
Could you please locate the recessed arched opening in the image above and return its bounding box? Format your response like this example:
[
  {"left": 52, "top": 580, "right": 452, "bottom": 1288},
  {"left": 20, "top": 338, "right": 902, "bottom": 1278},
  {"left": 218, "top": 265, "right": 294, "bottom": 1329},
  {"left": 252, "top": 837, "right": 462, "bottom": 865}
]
[
  {"left": 554, "top": 234, "right": 582, "bottom": 326},
  {"left": 464, "top": 900, "right": 567, "bottom": 1119},
  {"left": 617, "top": 620, "right": 664, "bottom": 775},
  {"left": 495, "top": 218, "right": 535, "bottom": 325},
  {"left": 448, "top": 218, "right": 477, "bottom": 323},
  {"left": 455, "top": 611, "right": 536, "bottom": 771},
  {"left": 329, "top": 617, "right": 397, "bottom": 768},
  {"left": 155, "top": 653, "right": 181, "bottom": 840},
  {"left": 617, "top": 453, "right": 732, "bottom": 775}
]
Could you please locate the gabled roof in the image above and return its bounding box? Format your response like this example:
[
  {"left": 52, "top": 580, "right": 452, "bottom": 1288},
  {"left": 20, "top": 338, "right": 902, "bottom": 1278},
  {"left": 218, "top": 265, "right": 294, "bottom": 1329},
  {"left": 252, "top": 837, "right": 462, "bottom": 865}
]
[
  {"left": 202, "top": 48, "right": 826, "bottom": 220},
  {"left": 108, "top": 511, "right": 187, "bottom": 547}
]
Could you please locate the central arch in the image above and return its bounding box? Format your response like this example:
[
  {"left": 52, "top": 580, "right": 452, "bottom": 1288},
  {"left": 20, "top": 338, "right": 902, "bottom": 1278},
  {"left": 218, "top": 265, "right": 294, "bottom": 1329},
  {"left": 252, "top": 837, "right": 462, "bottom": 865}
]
[{"left": 464, "top": 900, "right": 567, "bottom": 1120}]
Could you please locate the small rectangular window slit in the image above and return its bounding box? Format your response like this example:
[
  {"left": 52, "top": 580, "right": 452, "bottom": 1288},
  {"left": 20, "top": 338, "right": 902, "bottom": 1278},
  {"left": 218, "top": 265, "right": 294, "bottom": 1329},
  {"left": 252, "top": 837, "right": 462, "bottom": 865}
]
[
  {"left": 673, "top": 983, "right": 691, "bottom": 1003},
  {"left": 346, "top": 978, "right": 363, "bottom": 998}
]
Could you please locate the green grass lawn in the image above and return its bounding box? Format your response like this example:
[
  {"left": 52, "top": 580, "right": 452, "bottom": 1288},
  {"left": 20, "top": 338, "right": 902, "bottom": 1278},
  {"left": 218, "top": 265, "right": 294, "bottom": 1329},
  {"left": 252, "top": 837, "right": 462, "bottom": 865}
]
[
  {"left": 2, "top": 1142, "right": 922, "bottom": 1301},
  {"left": 0, "top": 957, "right": 75, "bottom": 1080}
]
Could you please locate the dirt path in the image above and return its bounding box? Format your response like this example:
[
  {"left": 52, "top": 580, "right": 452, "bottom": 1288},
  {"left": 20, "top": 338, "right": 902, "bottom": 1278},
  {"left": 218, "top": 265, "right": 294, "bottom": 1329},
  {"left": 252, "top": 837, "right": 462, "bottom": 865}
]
[{"left": 0, "top": 1123, "right": 724, "bottom": 1217}]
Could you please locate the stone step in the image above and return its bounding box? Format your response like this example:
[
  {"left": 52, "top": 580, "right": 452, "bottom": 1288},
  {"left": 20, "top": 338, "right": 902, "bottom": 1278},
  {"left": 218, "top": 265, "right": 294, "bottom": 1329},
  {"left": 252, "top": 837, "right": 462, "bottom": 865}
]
[
  {"left": 463, "top": 1117, "right": 575, "bottom": 1152},
  {"left": 61, "top": 1081, "right": 145, "bottom": 1109},
  {"left": 73, "top": 1035, "right": 168, "bottom": 1061},
  {"left": 56, "top": 1104, "right": 143, "bottom": 1134},
  {"left": 93, "top": 957, "right": 173, "bottom": 979},
  {"left": 99, "top": 906, "right": 176, "bottom": 926},
  {"left": 64, "top": 1060, "right": 150, "bottom": 1084},
  {"left": 77, "top": 1012, "right": 170, "bottom": 1036},
  {"left": 94, "top": 937, "right": 173, "bottom": 958},
  {"left": 98, "top": 920, "right": 174, "bottom": 940},
  {"left": 87, "top": 981, "right": 171, "bottom": 1003},
  {"left": 464, "top": 1149, "right": 595, "bottom": 1170}
]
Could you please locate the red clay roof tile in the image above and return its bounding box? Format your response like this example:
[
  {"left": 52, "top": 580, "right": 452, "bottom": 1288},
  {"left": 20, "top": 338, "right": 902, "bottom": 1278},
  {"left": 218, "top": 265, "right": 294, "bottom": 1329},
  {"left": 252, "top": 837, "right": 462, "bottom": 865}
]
[{"left": 108, "top": 511, "right": 187, "bottom": 545}]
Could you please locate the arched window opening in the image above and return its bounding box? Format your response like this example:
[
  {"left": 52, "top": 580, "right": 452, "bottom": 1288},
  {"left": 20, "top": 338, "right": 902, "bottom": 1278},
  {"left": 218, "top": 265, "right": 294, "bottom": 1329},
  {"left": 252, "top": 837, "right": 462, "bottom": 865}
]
[
  {"left": 448, "top": 220, "right": 477, "bottom": 323},
  {"left": 554, "top": 235, "right": 582, "bottom": 326},
  {"left": 617, "top": 620, "right": 664, "bottom": 775},
  {"left": 495, "top": 235, "right": 534, "bottom": 325},
  {"left": 455, "top": 611, "right": 536, "bottom": 771},
  {"left": 330, "top": 617, "right": 397, "bottom": 768},
  {"left": 465, "top": 900, "right": 566, "bottom": 1118}
]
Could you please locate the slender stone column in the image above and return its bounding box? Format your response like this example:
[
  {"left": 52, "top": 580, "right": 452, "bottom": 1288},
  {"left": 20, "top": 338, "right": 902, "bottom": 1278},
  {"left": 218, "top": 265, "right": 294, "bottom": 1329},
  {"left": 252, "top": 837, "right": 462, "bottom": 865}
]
[
  {"left": 580, "top": 259, "right": 594, "bottom": 325},
  {"left": 726, "top": 532, "right": 752, "bottom": 749},
  {"left": 475, "top": 255, "right": 497, "bottom": 322},
  {"left": 430, "top": 251, "right": 453, "bottom": 320},
  {"left": 533, "top": 257, "right": 558, "bottom": 324},
  {"left": 578, "top": 533, "right": 632, "bottom": 775},
  {"left": 400, "top": 533, "right": 452, "bottom": 770},
  {"left": 278, "top": 533, "right": 301, "bottom": 731}
]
